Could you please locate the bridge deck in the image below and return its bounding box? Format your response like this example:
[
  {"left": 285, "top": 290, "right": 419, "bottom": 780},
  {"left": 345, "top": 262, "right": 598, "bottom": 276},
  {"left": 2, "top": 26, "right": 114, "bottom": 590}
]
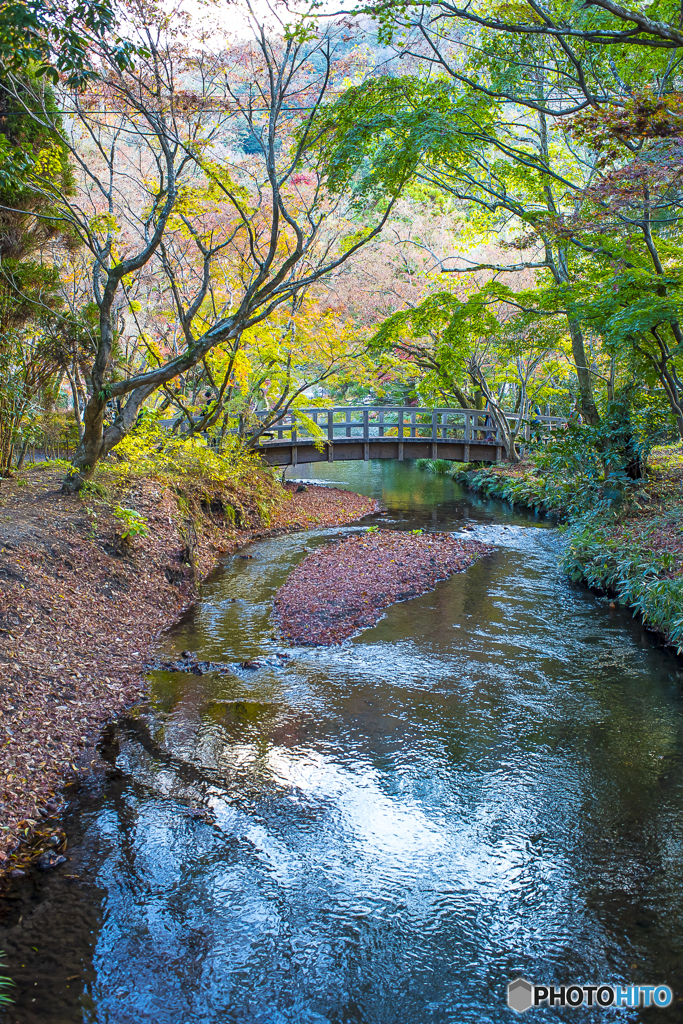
[{"left": 256, "top": 436, "right": 504, "bottom": 466}]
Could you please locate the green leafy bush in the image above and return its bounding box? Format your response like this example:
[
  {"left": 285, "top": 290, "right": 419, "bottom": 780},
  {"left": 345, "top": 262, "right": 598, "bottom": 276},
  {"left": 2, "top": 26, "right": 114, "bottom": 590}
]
[
  {"left": 112, "top": 506, "right": 149, "bottom": 540},
  {"left": 102, "top": 420, "right": 262, "bottom": 488},
  {"left": 563, "top": 516, "right": 683, "bottom": 652}
]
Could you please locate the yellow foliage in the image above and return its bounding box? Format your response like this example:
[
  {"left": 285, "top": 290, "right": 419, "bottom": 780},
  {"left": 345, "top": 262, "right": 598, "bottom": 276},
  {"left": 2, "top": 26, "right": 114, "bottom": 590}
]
[
  {"left": 89, "top": 212, "right": 120, "bottom": 236},
  {"left": 103, "top": 421, "right": 262, "bottom": 487},
  {"left": 230, "top": 349, "right": 251, "bottom": 390},
  {"left": 33, "top": 145, "right": 63, "bottom": 182}
]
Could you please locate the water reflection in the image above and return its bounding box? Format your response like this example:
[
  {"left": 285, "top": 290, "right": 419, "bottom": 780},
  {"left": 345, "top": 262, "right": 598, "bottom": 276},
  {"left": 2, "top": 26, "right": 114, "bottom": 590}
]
[{"left": 1, "top": 461, "right": 683, "bottom": 1023}]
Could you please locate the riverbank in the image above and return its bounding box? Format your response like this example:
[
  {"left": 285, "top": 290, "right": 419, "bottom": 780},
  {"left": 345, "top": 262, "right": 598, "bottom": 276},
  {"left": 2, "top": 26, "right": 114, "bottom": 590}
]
[
  {"left": 451, "top": 445, "right": 683, "bottom": 653},
  {"left": 274, "top": 530, "right": 493, "bottom": 645},
  {"left": 0, "top": 463, "right": 379, "bottom": 874}
]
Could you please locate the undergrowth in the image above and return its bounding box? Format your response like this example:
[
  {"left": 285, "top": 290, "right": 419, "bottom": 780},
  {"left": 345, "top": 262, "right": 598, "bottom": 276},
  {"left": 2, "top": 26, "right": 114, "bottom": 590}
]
[
  {"left": 27, "top": 422, "right": 285, "bottom": 530},
  {"left": 95, "top": 423, "right": 286, "bottom": 529},
  {"left": 562, "top": 511, "right": 683, "bottom": 652},
  {"left": 0, "top": 953, "right": 12, "bottom": 1007}
]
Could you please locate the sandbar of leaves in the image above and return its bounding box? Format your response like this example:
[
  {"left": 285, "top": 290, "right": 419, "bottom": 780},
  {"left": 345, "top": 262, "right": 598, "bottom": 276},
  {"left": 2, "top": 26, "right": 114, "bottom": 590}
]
[{"left": 273, "top": 530, "right": 493, "bottom": 645}]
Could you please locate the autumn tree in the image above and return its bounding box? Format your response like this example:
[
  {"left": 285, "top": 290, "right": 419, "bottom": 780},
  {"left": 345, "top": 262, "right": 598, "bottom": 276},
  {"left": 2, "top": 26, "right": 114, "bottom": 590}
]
[
  {"left": 364, "top": 1, "right": 683, "bottom": 81},
  {"left": 560, "top": 99, "right": 683, "bottom": 438},
  {"left": 2, "top": 2, "right": 411, "bottom": 488},
  {"left": 0, "top": 0, "right": 133, "bottom": 87},
  {"left": 0, "top": 70, "right": 80, "bottom": 474},
  {"left": 319, "top": 3, "right": 683, "bottom": 435}
]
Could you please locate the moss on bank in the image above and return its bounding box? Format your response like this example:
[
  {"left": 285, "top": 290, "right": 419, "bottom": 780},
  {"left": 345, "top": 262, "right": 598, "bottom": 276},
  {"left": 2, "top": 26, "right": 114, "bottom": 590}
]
[{"left": 419, "top": 448, "right": 683, "bottom": 653}]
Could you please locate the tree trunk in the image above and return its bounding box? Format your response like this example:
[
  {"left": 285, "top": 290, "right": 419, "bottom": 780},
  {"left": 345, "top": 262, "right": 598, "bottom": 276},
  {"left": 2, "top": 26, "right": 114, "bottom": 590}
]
[
  {"left": 64, "top": 364, "right": 85, "bottom": 441},
  {"left": 62, "top": 397, "right": 108, "bottom": 490},
  {"left": 466, "top": 358, "right": 521, "bottom": 462},
  {"left": 15, "top": 440, "right": 28, "bottom": 471},
  {"left": 452, "top": 385, "right": 474, "bottom": 409},
  {"left": 568, "top": 319, "right": 600, "bottom": 425}
]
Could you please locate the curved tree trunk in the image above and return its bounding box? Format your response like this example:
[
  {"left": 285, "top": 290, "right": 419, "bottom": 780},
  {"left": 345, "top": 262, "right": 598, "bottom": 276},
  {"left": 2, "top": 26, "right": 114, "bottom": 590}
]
[{"left": 466, "top": 357, "right": 521, "bottom": 463}]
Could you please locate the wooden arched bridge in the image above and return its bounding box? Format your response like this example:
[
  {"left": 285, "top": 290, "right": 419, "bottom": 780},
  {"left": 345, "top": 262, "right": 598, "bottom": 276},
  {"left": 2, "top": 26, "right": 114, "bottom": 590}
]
[{"left": 252, "top": 407, "right": 564, "bottom": 467}]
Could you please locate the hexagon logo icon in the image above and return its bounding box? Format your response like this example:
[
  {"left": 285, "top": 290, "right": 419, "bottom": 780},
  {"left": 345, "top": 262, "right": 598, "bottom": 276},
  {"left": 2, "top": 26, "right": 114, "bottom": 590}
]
[{"left": 507, "top": 977, "right": 534, "bottom": 1013}]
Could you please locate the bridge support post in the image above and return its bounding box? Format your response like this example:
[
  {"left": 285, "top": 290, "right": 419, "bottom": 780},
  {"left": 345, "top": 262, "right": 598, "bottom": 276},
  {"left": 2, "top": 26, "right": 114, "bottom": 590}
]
[
  {"left": 327, "top": 443, "right": 334, "bottom": 463},
  {"left": 398, "top": 442, "right": 404, "bottom": 461},
  {"left": 292, "top": 446, "right": 297, "bottom": 468},
  {"left": 496, "top": 446, "right": 502, "bottom": 462},
  {"left": 464, "top": 443, "right": 470, "bottom": 462},
  {"left": 364, "top": 442, "right": 369, "bottom": 461},
  {"left": 430, "top": 442, "right": 437, "bottom": 458}
]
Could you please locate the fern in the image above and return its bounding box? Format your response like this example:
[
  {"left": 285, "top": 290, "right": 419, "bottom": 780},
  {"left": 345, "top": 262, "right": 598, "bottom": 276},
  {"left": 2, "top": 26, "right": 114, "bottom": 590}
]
[{"left": 0, "top": 952, "right": 13, "bottom": 1007}]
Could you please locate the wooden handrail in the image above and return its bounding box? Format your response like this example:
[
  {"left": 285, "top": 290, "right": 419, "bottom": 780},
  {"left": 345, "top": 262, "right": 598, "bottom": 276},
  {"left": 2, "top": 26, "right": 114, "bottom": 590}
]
[
  {"left": 156, "top": 406, "right": 566, "bottom": 443},
  {"left": 251, "top": 406, "right": 565, "bottom": 444}
]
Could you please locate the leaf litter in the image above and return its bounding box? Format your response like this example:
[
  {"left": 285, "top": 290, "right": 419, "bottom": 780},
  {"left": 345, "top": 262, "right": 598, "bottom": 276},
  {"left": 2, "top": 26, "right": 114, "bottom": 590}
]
[{"left": 273, "top": 529, "right": 493, "bottom": 645}]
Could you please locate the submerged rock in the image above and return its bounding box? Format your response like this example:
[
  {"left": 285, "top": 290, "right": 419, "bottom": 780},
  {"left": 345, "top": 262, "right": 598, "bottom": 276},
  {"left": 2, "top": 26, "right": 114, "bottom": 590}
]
[
  {"left": 36, "top": 851, "right": 66, "bottom": 871},
  {"left": 146, "top": 651, "right": 236, "bottom": 676}
]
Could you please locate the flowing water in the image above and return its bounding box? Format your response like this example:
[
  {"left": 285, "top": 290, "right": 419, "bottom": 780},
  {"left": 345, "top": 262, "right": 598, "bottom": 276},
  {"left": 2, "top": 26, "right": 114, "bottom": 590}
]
[{"left": 1, "top": 461, "right": 683, "bottom": 1024}]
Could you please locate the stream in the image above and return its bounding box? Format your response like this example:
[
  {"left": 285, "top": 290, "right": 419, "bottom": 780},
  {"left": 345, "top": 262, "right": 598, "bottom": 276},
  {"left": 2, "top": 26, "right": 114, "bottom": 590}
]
[{"left": 1, "top": 461, "right": 683, "bottom": 1023}]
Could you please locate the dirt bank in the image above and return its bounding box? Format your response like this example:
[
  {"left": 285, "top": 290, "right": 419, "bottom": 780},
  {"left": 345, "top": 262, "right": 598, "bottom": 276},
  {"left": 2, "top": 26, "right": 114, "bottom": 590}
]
[
  {"left": 0, "top": 465, "right": 378, "bottom": 873},
  {"left": 273, "top": 529, "right": 493, "bottom": 645}
]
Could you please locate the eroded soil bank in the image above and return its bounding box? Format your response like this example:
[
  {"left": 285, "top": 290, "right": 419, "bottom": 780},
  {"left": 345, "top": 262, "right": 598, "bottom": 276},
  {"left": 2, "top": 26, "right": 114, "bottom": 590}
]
[
  {"left": 273, "top": 530, "right": 493, "bottom": 645},
  {"left": 0, "top": 465, "right": 378, "bottom": 872}
]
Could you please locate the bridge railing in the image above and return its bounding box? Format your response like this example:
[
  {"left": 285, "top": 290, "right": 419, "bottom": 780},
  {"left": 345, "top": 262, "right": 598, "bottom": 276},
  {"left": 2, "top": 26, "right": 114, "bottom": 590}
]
[{"left": 255, "top": 407, "right": 565, "bottom": 445}]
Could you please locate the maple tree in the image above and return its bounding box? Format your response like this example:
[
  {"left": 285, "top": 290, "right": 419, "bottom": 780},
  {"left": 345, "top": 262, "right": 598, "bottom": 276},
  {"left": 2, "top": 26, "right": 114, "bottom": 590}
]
[
  {"left": 312, "top": 6, "right": 682, "bottom": 450},
  {"left": 309, "top": 56, "right": 603, "bottom": 424},
  {"left": 555, "top": 97, "right": 683, "bottom": 438}
]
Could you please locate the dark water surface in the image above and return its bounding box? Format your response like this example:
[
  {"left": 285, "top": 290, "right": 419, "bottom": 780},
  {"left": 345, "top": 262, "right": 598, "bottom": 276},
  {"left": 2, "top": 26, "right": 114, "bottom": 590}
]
[{"left": 2, "top": 461, "right": 683, "bottom": 1023}]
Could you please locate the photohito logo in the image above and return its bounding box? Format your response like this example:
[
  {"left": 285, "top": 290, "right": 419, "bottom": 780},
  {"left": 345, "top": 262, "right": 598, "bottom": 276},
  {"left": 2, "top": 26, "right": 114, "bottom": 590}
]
[{"left": 506, "top": 978, "right": 673, "bottom": 1013}]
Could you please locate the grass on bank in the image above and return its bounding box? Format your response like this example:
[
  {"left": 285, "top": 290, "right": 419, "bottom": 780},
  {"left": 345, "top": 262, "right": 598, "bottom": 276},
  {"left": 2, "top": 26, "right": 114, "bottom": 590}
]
[{"left": 0, "top": 954, "right": 12, "bottom": 1006}]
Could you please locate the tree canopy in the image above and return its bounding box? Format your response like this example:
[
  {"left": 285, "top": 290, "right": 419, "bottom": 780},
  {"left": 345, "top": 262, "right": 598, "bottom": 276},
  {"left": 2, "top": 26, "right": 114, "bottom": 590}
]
[{"left": 0, "top": 0, "right": 680, "bottom": 478}]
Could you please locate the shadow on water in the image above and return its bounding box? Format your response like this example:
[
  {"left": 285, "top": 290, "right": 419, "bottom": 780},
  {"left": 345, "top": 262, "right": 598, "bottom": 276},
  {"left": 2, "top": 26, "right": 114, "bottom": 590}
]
[{"left": 2, "top": 461, "right": 683, "bottom": 1023}]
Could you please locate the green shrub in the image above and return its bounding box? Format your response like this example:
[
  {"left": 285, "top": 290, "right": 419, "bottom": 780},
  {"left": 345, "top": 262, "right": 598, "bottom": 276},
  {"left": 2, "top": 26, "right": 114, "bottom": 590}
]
[
  {"left": 563, "top": 517, "right": 683, "bottom": 652},
  {"left": 112, "top": 505, "right": 149, "bottom": 540},
  {"left": 101, "top": 421, "right": 262, "bottom": 488}
]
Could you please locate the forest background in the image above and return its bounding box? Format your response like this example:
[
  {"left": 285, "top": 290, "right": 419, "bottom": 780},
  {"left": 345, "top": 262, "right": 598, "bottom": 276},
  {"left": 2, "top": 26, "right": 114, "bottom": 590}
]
[
  {"left": 0, "top": 0, "right": 682, "bottom": 648},
  {"left": 1, "top": 0, "right": 681, "bottom": 479}
]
